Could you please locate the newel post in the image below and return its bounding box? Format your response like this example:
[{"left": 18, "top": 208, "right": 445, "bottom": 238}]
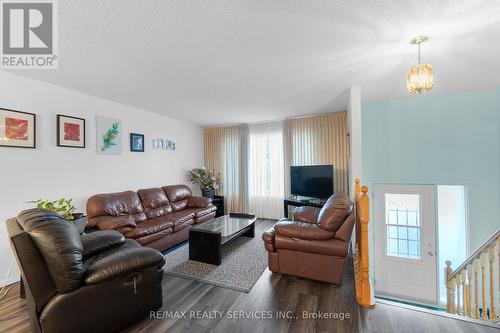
[
  {"left": 445, "top": 261, "right": 454, "bottom": 313},
  {"left": 359, "top": 185, "right": 371, "bottom": 304}
]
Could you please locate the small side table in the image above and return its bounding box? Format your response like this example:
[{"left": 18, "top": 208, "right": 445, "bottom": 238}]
[{"left": 212, "top": 195, "right": 225, "bottom": 218}]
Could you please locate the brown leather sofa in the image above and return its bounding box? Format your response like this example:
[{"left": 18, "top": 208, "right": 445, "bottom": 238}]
[
  {"left": 86, "top": 185, "right": 216, "bottom": 251},
  {"left": 262, "top": 193, "right": 354, "bottom": 285},
  {"left": 7, "top": 209, "right": 165, "bottom": 333}
]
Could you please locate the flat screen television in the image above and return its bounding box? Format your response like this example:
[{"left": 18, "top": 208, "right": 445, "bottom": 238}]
[{"left": 290, "top": 165, "right": 334, "bottom": 199}]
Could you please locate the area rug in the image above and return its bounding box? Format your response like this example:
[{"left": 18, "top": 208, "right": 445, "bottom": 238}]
[{"left": 163, "top": 219, "right": 275, "bottom": 292}]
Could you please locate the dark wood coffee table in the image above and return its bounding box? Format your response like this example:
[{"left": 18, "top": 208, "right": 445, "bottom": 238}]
[{"left": 189, "top": 213, "right": 256, "bottom": 265}]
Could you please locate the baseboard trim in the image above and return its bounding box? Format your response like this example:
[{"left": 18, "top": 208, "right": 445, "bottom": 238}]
[
  {"left": 0, "top": 275, "right": 20, "bottom": 288},
  {"left": 376, "top": 298, "right": 500, "bottom": 329}
]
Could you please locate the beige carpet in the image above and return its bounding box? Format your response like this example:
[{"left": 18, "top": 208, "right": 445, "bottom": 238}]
[{"left": 162, "top": 219, "right": 275, "bottom": 292}]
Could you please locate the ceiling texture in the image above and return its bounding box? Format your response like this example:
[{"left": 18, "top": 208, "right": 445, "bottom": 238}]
[{"left": 6, "top": 0, "right": 500, "bottom": 126}]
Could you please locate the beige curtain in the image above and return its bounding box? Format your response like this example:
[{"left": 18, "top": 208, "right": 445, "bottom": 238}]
[
  {"left": 284, "top": 112, "right": 349, "bottom": 196},
  {"left": 204, "top": 125, "right": 248, "bottom": 213}
]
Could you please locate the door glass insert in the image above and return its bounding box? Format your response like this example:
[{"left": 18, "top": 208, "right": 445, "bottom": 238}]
[{"left": 385, "top": 194, "right": 421, "bottom": 259}]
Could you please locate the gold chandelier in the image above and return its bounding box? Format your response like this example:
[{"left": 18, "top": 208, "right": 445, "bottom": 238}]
[{"left": 407, "top": 36, "right": 433, "bottom": 94}]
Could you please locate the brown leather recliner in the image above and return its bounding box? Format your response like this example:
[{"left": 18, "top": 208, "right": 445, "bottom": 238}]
[
  {"left": 7, "top": 209, "right": 165, "bottom": 333},
  {"left": 86, "top": 184, "right": 216, "bottom": 252},
  {"left": 262, "top": 193, "right": 355, "bottom": 285}
]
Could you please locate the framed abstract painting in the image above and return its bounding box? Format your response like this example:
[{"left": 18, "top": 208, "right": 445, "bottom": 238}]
[
  {"left": 57, "top": 114, "right": 85, "bottom": 148},
  {"left": 96, "top": 115, "right": 122, "bottom": 155},
  {"left": 0, "top": 108, "right": 36, "bottom": 148},
  {"left": 130, "top": 133, "right": 145, "bottom": 152}
]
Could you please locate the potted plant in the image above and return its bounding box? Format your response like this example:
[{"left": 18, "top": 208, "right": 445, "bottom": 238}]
[
  {"left": 186, "top": 167, "right": 220, "bottom": 198},
  {"left": 28, "top": 198, "right": 86, "bottom": 234}
]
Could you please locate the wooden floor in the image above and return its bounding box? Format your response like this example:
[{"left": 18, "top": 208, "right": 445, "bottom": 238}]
[{"left": 1, "top": 231, "right": 498, "bottom": 332}]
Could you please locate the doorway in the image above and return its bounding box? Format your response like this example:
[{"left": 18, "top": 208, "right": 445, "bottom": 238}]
[{"left": 373, "top": 184, "right": 437, "bottom": 304}]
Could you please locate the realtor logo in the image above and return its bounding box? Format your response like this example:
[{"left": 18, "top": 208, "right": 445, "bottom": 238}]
[{"left": 1, "top": 0, "right": 58, "bottom": 68}]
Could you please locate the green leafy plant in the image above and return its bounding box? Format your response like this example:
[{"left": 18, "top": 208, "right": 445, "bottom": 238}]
[
  {"left": 101, "top": 122, "right": 119, "bottom": 151},
  {"left": 186, "top": 167, "right": 220, "bottom": 191},
  {"left": 28, "top": 198, "right": 77, "bottom": 220}
]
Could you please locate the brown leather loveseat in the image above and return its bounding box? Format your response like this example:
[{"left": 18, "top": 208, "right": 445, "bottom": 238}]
[
  {"left": 262, "top": 193, "right": 354, "bottom": 285},
  {"left": 86, "top": 185, "right": 216, "bottom": 251}
]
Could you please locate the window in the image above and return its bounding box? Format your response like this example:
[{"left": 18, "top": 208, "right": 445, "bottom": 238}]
[
  {"left": 248, "top": 122, "right": 284, "bottom": 219},
  {"left": 385, "top": 193, "right": 421, "bottom": 259}
]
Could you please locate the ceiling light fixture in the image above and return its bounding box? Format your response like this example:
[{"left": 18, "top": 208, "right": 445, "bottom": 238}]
[{"left": 407, "top": 36, "right": 433, "bottom": 94}]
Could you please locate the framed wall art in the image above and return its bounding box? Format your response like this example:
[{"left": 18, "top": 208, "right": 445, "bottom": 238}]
[
  {"left": 96, "top": 116, "right": 122, "bottom": 155},
  {"left": 130, "top": 133, "right": 144, "bottom": 152},
  {"left": 152, "top": 138, "right": 176, "bottom": 150},
  {"left": 0, "top": 108, "right": 36, "bottom": 148},
  {"left": 57, "top": 114, "right": 85, "bottom": 148}
]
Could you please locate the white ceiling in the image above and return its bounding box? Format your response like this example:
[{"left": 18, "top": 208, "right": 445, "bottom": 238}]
[{"left": 6, "top": 0, "right": 500, "bottom": 126}]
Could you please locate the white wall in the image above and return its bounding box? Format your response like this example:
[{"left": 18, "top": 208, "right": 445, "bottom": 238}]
[
  {"left": 0, "top": 71, "right": 204, "bottom": 286},
  {"left": 347, "top": 85, "right": 362, "bottom": 197}
]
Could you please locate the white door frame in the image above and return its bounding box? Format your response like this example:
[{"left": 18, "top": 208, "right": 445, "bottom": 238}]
[{"left": 373, "top": 183, "right": 439, "bottom": 305}]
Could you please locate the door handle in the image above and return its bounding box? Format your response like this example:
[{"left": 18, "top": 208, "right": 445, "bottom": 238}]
[{"left": 428, "top": 251, "right": 434, "bottom": 256}]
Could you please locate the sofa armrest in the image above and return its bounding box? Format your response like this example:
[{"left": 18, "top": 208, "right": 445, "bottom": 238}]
[
  {"left": 81, "top": 231, "right": 125, "bottom": 259},
  {"left": 334, "top": 212, "right": 355, "bottom": 242},
  {"left": 187, "top": 196, "right": 212, "bottom": 208},
  {"left": 262, "top": 227, "right": 276, "bottom": 252},
  {"left": 292, "top": 206, "right": 320, "bottom": 224},
  {"left": 90, "top": 215, "right": 137, "bottom": 233},
  {"left": 274, "top": 220, "right": 334, "bottom": 240},
  {"left": 84, "top": 240, "right": 165, "bottom": 285}
]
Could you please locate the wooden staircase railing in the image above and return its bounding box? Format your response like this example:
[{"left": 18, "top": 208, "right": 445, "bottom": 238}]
[
  {"left": 446, "top": 227, "right": 500, "bottom": 321},
  {"left": 353, "top": 178, "right": 375, "bottom": 307}
]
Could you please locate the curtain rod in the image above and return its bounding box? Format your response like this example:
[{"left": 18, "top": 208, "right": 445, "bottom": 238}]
[{"left": 203, "top": 110, "right": 347, "bottom": 129}]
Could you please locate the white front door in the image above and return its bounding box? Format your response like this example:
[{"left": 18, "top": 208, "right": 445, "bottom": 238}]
[{"left": 374, "top": 184, "right": 438, "bottom": 304}]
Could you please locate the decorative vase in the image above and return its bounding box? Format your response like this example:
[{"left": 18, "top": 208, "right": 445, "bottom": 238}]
[{"left": 202, "top": 189, "right": 215, "bottom": 198}]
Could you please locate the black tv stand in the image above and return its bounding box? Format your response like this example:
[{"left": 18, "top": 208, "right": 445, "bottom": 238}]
[{"left": 283, "top": 196, "right": 327, "bottom": 219}]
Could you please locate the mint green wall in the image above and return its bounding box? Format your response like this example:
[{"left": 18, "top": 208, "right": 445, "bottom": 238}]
[{"left": 362, "top": 88, "right": 500, "bottom": 252}]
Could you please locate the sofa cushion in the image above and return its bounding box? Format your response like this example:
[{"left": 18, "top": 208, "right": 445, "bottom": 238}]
[
  {"left": 81, "top": 231, "right": 125, "bottom": 259},
  {"left": 90, "top": 215, "right": 137, "bottom": 232},
  {"left": 137, "top": 188, "right": 173, "bottom": 218},
  {"left": 162, "top": 185, "right": 192, "bottom": 211},
  {"left": 293, "top": 206, "right": 320, "bottom": 224},
  {"left": 187, "top": 197, "right": 212, "bottom": 208},
  {"left": 172, "top": 220, "right": 193, "bottom": 232},
  {"left": 135, "top": 228, "right": 174, "bottom": 246},
  {"left": 86, "top": 191, "right": 147, "bottom": 227},
  {"left": 183, "top": 206, "right": 216, "bottom": 219},
  {"left": 84, "top": 239, "right": 165, "bottom": 285},
  {"left": 274, "top": 220, "right": 334, "bottom": 240},
  {"left": 274, "top": 234, "right": 348, "bottom": 257},
  {"left": 163, "top": 210, "right": 195, "bottom": 226},
  {"left": 123, "top": 217, "right": 174, "bottom": 239},
  {"left": 17, "top": 209, "right": 83, "bottom": 294},
  {"left": 317, "top": 193, "right": 352, "bottom": 232}
]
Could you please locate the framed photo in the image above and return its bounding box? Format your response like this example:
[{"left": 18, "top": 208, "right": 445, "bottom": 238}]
[
  {"left": 96, "top": 116, "right": 122, "bottom": 155},
  {"left": 130, "top": 133, "right": 144, "bottom": 152},
  {"left": 57, "top": 114, "right": 85, "bottom": 148},
  {"left": 0, "top": 108, "right": 36, "bottom": 148}
]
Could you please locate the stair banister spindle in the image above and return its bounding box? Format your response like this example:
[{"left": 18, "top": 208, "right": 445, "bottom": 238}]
[
  {"left": 460, "top": 269, "right": 467, "bottom": 316},
  {"left": 480, "top": 251, "right": 488, "bottom": 320},
  {"left": 445, "top": 261, "right": 453, "bottom": 313},
  {"left": 451, "top": 277, "right": 456, "bottom": 314},
  {"left": 456, "top": 274, "right": 461, "bottom": 315},
  {"left": 497, "top": 237, "right": 500, "bottom": 303},
  {"left": 466, "top": 264, "right": 473, "bottom": 318},
  {"left": 473, "top": 258, "right": 480, "bottom": 319},
  {"left": 488, "top": 244, "right": 496, "bottom": 319}
]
